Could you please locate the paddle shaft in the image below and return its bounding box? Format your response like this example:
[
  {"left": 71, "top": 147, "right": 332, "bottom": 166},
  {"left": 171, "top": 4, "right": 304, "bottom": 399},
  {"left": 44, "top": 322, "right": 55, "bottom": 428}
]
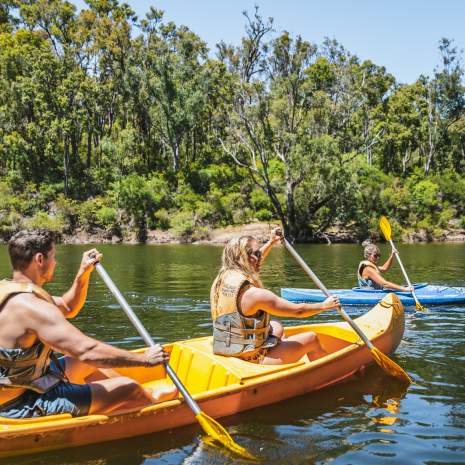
[
  {"left": 282, "top": 238, "right": 374, "bottom": 349},
  {"left": 94, "top": 262, "right": 201, "bottom": 415},
  {"left": 388, "top": 239, "right": 422, "bottom": 307}
]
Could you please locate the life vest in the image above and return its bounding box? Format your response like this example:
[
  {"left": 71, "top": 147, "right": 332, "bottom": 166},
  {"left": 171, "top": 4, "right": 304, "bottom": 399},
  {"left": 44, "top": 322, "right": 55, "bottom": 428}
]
[
  {"left": 357, "top": 260, "right": 384, "bottom": 290},
  {"left": 0, "top": 280, "right": 64, "bottom": 394},
  {"left": 210, "top": 270, "right": 277, "bottom": 357}
]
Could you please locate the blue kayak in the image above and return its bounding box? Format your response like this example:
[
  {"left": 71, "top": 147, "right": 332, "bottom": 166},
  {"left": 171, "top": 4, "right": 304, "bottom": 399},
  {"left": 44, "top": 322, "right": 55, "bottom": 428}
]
[{"left": 281, "top": 283, "right": 465, "bottom": 306}]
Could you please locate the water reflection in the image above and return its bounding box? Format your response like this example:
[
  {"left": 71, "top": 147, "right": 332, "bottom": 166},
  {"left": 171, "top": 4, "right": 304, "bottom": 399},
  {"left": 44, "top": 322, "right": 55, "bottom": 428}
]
[{"left": 368, "top": 378, "right": 409, "bottom": 432}]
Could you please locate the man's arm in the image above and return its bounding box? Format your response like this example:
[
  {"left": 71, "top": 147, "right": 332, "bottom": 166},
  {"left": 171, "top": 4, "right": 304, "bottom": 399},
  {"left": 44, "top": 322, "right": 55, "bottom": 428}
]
[
  {"left": 240, "top": 287, "right": 339, "bottom": 318},
  {"left": 23, "top": 295, "right": 167, "bottom": 368},
  {"left": 54, "top": 249, "right": 102, "bottom": 318}
]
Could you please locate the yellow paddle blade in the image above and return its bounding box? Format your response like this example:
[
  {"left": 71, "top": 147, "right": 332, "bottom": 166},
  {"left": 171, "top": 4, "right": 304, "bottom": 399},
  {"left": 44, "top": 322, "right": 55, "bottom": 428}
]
[
  {"left": 415, "top": 301, "right": 428, "bottom": 313},
  {"left": 370, "top": 346, "right": 412, "bottom": 384},
  {"left": 379, "top": 216, "right": 392, "bottom": 241},
  {"left": 196, "top": 411, "right": 258, "bottom": 461}
]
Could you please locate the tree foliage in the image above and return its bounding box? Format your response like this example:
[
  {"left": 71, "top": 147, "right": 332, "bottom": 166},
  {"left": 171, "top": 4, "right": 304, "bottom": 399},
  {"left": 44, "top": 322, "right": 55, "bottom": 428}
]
[{"left": 0, "top": 2, "right": 464, "bottom": 241}]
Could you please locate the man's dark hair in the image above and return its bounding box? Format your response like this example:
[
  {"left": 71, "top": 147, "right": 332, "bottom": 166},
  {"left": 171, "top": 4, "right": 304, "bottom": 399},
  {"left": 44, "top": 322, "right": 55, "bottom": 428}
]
[{"left": 8, "top": 229, "right": 56, "bottom": 271}]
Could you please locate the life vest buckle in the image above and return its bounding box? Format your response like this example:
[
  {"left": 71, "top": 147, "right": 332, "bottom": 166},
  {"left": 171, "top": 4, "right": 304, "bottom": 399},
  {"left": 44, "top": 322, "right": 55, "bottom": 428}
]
[{"left": 226, "top": 321, "right": 232, "bottom": 347}]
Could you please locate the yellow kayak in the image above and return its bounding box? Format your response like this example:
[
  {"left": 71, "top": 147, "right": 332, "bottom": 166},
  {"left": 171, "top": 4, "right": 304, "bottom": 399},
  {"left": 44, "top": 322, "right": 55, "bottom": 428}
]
[{"left": 0, "top": 293, "right": 404, "bottom": 458}]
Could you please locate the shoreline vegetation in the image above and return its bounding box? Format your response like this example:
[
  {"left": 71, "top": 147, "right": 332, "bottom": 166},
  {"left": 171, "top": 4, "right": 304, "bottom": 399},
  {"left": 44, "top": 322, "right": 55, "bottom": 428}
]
[
  {"left": 1, "top": 3, "right": 464, "bottom": 244},
  {"left": 64, "top": 225, "right": 465, "bottom": 245},
  {"left": 2, "top": 222, "right": 464, "bottom": 246},
  {"left": 59, "top": 224, "right": 465, "bottom": 245}
]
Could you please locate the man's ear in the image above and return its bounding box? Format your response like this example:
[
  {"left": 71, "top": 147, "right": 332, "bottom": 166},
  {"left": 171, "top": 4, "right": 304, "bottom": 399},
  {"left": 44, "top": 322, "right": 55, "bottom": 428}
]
[{"left": 34, "top": 252, "right": 45, "bottom": 267}]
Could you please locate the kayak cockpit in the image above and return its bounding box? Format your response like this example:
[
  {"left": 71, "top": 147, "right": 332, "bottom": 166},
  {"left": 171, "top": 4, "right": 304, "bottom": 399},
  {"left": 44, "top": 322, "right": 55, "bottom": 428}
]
[{"left": 127, "top": 322, "right": 369, "bottom": 394}]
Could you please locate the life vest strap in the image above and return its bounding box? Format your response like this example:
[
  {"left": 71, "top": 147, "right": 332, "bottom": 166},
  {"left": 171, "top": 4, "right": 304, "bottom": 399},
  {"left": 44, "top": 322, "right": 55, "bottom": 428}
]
[
  {"left": 0, "top": 358, "right": 41, "bottom": 368},
  {"left": 213, "top": 333, "right": 265, "bottom": 346},
  {"left": 213, "top": 322, "right": 268, "bottom": 336}
]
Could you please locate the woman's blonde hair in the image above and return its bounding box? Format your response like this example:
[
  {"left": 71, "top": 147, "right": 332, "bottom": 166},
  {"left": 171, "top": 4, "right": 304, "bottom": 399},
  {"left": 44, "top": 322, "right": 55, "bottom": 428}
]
[{"left": 212, "top": 235, "right": 262, "bottom": 308}]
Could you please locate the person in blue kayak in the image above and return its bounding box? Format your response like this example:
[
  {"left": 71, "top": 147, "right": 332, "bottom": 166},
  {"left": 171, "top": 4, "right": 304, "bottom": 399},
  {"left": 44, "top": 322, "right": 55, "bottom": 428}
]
[
  {"left": 210, "top": 228, "right": 339, "bottom": 365},
  {"left": 358, "top": 243, "right": 412, "bottom": 292},
  {"left": 0, "top": 229, "right": 177, "bottom": 419}
]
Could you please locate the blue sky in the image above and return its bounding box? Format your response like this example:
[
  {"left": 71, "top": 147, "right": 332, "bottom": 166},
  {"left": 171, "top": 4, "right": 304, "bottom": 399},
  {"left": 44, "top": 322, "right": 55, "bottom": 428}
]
[{"left": 73, "top": 0, "right": 464, "bottom": 84}]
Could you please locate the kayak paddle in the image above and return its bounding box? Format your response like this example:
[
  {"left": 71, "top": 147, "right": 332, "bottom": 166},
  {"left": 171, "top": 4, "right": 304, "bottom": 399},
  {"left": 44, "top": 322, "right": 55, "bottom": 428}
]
[
  {"left": 94, "top": 262, "right": 257, "bottom": 460},
  {"left": 281, "top": 237, "right": 412, "bottom": 385},
  {"left": 379, "top": 216, "right": 427, "bottom": 312}
]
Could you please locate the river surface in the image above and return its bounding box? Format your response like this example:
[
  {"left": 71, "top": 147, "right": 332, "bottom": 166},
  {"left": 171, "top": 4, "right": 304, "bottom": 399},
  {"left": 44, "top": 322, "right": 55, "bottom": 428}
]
[{"left": 0, "top": 243, "right": 464, "bottom": 465}]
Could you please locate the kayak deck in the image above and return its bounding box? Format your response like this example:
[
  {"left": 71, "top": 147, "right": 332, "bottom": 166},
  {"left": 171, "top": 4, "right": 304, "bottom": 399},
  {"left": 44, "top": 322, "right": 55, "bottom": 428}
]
[
  {"left": 0, "top": 293, "right": 405, "bottom": 457},
  {"left": 281, "top": 283, "right": 465, "bottom": 305}
]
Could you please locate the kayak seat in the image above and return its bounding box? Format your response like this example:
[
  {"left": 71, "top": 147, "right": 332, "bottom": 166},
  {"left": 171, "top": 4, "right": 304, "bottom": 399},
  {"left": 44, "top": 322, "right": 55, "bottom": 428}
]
[
  {"left": 142, "top": 377, "right": 176, "bottom": 393},
  {"left": 168, "top": 338, "right": 309, "bottom": 393}
]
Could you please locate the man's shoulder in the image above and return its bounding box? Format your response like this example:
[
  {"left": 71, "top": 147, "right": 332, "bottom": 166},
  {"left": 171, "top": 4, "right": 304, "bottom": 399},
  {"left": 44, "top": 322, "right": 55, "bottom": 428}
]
[{"left": 5, "top": 292, "right": 57, "bottom": 318}]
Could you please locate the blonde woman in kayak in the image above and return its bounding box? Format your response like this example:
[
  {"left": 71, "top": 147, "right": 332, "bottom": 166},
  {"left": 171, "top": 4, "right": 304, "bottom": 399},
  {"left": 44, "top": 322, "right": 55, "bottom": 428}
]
[
  {"left": 210, "top": 229, "right": 339, "bottom": 365},
  {"left": 358, "top": 243, "right": 412, "bottom": 292}
]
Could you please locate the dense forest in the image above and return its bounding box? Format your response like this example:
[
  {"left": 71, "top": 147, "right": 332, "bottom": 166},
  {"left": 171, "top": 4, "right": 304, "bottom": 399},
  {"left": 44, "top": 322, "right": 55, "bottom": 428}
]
[{"left": 0, "top": 1, "right": 464, "bottom": 243}]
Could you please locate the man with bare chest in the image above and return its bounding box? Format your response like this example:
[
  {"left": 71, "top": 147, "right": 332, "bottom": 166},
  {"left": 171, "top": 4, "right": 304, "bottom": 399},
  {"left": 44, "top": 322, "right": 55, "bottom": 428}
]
[{"left": 0, "top": 230, "right": 176, "bottom": 418}]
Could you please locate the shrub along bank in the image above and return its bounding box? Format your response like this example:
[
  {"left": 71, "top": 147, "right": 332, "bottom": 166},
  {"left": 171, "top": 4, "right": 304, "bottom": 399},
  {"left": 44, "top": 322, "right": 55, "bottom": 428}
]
[{"left": 1, "top": 167, "right": 464, "bottom": 243}]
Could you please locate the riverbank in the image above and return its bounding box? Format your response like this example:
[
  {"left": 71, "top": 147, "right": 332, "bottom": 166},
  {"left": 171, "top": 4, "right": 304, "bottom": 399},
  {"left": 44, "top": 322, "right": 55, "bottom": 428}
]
[
  {"left": 57, "top": 222, "right": 465, "bottom": 245},
  {"left": 61, "top": 223, "right": 282, "bottom": 245}
]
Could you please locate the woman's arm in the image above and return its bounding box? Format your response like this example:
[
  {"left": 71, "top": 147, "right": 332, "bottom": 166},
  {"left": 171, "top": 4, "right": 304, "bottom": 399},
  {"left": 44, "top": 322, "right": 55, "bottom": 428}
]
[
  {"left": 364, "top": 268, "right": 409, "bottom": 291},
  {"left": 260, "top": 228, "right": 282, "bottom": 260},
  {"left": 379, "top": 250, "right": 396, "bottom": 272},
  {"left": 240, "top": 287, "right": 339, "bottom": 318}
]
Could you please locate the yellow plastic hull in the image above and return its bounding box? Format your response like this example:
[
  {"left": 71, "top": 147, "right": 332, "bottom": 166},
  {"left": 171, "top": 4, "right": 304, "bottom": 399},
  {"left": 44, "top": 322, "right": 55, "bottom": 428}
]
[{"left": 0, "top": 293, "right": 404, "bottom": 457}]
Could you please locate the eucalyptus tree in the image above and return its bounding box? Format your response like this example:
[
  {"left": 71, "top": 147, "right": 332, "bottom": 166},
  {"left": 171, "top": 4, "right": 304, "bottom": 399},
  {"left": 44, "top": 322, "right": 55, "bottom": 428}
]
[
  {"left": 1, "top": 0, "right": 92, "bottom": 195},
  {"left": 217, "top": 11, "right": 393, "bottom": 238},
  {"left": 425, "top": 38, "right": 464, "bottom": 173},
  {"left": 133, "top": 7, "right": 210, "bottom": 176},
  {"left": 217, "top": 10, "right": 339, "bottom": 238},
  {"left": 380, "top": 82, "right": 426, "bottom": 174},
  {"left": 0, "top": 0, "right": 463, "bottom": 240},
  {"left": 216, "top": 11, "right": 292, "bottom": 234},
  {"left": 0, "top": 25, "right": 67, "bottom": 186},
  {"left": 379, "top": 39, "right": 464, "bottom": 175},
  {"left": 74, "top": 0, "right": 139, "bottom": 194}
]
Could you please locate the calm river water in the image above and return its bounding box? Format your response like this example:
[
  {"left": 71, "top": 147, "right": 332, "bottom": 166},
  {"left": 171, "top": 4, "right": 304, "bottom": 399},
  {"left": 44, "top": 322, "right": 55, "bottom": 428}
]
[{"left": 0, "top": 243, "right": 464, "bottom": 465}]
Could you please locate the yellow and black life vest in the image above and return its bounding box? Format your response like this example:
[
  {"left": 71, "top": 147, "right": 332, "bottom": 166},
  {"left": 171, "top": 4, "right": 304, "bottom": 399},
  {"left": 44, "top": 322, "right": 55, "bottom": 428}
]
[
  {"left": 210, "top": 270, "right": 277, "bottom": 357},
  {"left": 0, "top": 280, "right": 64, "bottom": 394},
  {"left": 357, "top": 260, "right": 383, "bottom": 290}
]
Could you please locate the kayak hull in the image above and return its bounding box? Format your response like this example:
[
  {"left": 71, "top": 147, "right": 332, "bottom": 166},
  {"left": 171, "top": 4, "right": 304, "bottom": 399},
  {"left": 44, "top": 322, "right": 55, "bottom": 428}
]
[
  {"left": 281, "top": 283, "right": 465, "bottom": 305},
  {"left": 0, "top": 294, "right": 405, "bottom": 457}
]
